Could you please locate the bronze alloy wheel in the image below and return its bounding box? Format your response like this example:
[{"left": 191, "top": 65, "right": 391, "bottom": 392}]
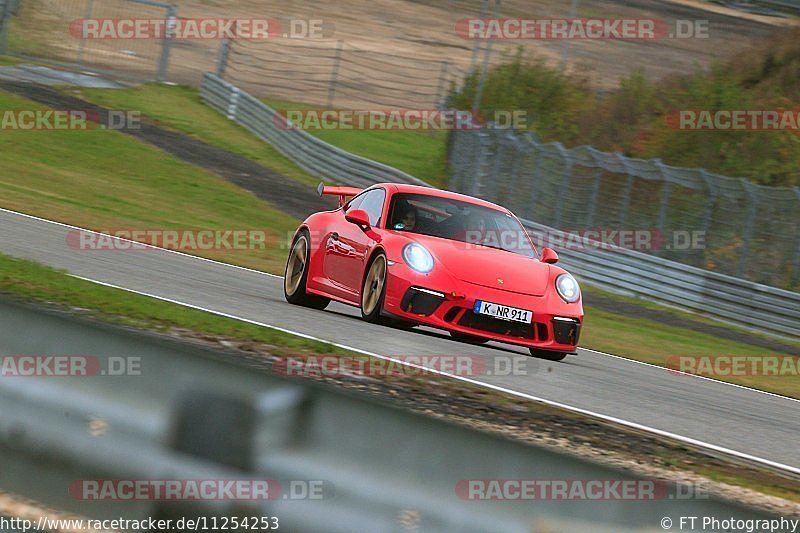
[
  {"left": 284, "top": 231, "right": 330, "bottom": 310},
  {"left": 361, "top": 254, "right": 387, "bottom": 321},
  {"left": 285, "top": 235, "right": 308, "bottom": 297}
]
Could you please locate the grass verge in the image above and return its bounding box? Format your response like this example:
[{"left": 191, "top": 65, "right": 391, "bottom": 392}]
[{"left": 0, "top": 87, "right": 298, "bottom": 273}]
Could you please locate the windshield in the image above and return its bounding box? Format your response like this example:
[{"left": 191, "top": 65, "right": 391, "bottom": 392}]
[{"left": 388, "top": 193, "right": 537, "bottom": 258}]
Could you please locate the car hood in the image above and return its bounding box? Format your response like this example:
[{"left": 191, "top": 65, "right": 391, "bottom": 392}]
[{"left": 409, "top": 234, "right": 550, "bottom": 296}]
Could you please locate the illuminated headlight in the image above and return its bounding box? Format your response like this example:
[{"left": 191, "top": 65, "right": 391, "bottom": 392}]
[
  {"left": 403, "top": 243, "right": 434, "bottom": 273},
  {"left": 555, "top": 273, "right": 580, "bottom": 303}
]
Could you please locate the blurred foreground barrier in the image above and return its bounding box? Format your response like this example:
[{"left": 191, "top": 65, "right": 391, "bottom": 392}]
[{"left": 0, "top": 298, "right": 787, "bottom": 532}]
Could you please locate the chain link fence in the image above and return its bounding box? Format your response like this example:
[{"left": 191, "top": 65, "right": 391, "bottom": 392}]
[
  {"left": 1, "top": 0, "right": 177, "bottom": 82},
  {"left": 217, "top": 37, "right": 465, "bottom": 110},
  {"left": 448, "top": 127, "right": 800, "bottom": 290}
]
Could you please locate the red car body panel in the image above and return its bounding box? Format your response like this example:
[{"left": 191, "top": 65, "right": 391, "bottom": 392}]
[{"left": 296, "top": 183, "right": 584, "bottom": 353}]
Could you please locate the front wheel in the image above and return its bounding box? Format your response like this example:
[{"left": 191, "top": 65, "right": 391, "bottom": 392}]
[
  {"left": 361, "top": 253, "right": 388, "bottom": 323},
  {"left": 528, "top": 348, "right": 568, "bottom": 361},
  {"left": 284, "top": 230, "right": 330, "bottom": 310}
]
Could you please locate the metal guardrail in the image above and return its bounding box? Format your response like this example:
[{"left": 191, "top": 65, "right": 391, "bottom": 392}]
[
  {"left": 201, "top": 73, "right": 429, "bottom": 188},
  {"left": 200, "top": 74, "right": 800, "bottom": 341},
  {"left": 448, "top": 128, "right": 800, "bottom": 289},
  {"left": 0, "top": 298, "right": 786, "bottom": 532}
]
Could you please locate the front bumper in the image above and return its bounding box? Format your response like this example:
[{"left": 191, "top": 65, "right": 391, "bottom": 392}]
[{"left": 383, "top": 263, "right": 583, "bottom": 352}]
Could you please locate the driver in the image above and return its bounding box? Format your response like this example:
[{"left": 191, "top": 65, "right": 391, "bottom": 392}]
[{"left": 392, "top": 200, "right": 417, "bottom": 231}]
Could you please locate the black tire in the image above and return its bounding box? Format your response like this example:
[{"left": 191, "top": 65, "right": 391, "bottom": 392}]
[
  {"left": 450, "top": 331, "right": 489, "bottom": 344},
  {"left": 528, "top": 348, "right": 568, "bottom": 361},
  {"left": 360, "top": 253, "right": 388, "bottom": 323},
  {"left": 284, "top": 230, "right": 330, "bottom": 310}
]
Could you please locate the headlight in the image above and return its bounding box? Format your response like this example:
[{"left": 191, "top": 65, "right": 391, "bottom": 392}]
[
  {"left": 555, "top": 273, "right": 580, "bottom": 303},
  {"left": 403, "top": 243, "right": 434, "bottom": 273}
]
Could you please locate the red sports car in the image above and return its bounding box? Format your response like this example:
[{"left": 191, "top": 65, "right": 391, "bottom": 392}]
[{"left": 284, "top": 183, "right": 583, "bottom": 361}]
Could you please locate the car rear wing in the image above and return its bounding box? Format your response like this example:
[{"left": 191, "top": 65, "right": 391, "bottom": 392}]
[{"left": 317, "top": 181, "right": 362, "bottom": 207}]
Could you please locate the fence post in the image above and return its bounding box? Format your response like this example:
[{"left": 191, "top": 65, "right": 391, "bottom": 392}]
[
  {"left": 76, "top": 0, "right": 94, "bottom": 66},
  {"left": 553, "top": 144, "right": 572, "bottom": 228},
  {"left": 617, "top": 154, "right": 634, "bottom": 227},
  {"left": 156, "top": 4, "right": 177, "bottom": 83},
  {"left": 654, "top": 161, "right": 673, "bottom": 240},
  {"left": 526, "top": 135, "right": 543, "bottom": 220},
  {"left": 216, "top": 37, "right": 231, "bottom": 79},
  {"left": 737, "top": 178, "right": 759, "bottom": 278},
  {"left": 0, "top": 0, "right": 9, "bottom": 55},
  {"left": 327, "top": 40, "right": 343, "bottom": 110},
  {"left": 585, "top": 148, "right": 605, "bottom": 229},
  {"left": 699, "top": 170, "right": 717, "bottom": 269},
  {"left": 434, "top": 61, "right": 448, "bottom": 110},
  {"left": 471, "top": 0, "right": 500, "bottom": 117},
  {"left": 793, "top": 186, "right": 800, "bottom": 285}
]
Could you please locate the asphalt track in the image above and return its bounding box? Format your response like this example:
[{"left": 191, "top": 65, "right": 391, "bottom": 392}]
[{"left": 1, "top": 208, "right": 799, "bottom": 474}]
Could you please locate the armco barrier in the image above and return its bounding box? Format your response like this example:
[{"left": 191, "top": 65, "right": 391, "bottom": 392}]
[
  {"left": 200, "top": 73, "right": 800, "bottom": 341},
  {"left": 0, "top": 298, "right": 786, "bottom": 532},
  {"left": 200, "top": 73, "right": 428, "bottom": 188}
]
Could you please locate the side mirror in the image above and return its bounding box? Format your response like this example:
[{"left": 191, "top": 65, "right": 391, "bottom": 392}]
[
  {"left": 540, "top": 247, "right": 558, "bottom": 264},
  {"left": 345, "top": 209, "right": 371, "bottom": 230}
]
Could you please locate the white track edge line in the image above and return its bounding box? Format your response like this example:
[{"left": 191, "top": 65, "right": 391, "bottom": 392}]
[
  {"left": 580, "top": 348, "right": 800, "bottom": 405},
  {"left": 0, "top": 207, "right": 282, "bottom": 279},
  {"left": 69, "top": 274, "right": 800, "bottom": 476},
  {"left": 3, "top": 205, "right": 797, "bottom": 404}
]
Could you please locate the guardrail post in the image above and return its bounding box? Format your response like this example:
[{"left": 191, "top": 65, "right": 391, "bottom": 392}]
[
  {"left": 216, "top": 36, "right": 231, "bottom": 79},
  {"left": 156, "top": 4, "right": 177, "bottom": 83},
  {"left": 326, "top": 40, "right": 343, "bottom": 110},
  {"left": 737, "top": 179, "right": 759, "bottom": 278},
  {"left": 226, "top": 86, "right": 240, "bottom": 120}
]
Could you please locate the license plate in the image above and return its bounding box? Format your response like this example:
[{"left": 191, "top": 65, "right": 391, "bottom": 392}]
[{"left": 474, "top": 300, "right": 533, "bottom": 323}]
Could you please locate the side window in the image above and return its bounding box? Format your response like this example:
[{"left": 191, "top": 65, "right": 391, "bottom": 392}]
[
  {"left": 358, "top": 188, "right": 387, "bottom": 227},
  {"left": 343, "top": 193, "right": 364, "bottom": 213}
]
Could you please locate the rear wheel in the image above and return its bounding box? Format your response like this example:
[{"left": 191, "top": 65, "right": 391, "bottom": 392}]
[
  {"left": 284, "top": 230, "right": 330, "bottom": 310},
  {"left": 528, "top": 348, "right": 568, "bottom": 361},
  {"left": 361, "top": 253, "right": 388, "bottom": 323},
  {"left": 450, "top": 332, "right": 489, "bottom": 344}
]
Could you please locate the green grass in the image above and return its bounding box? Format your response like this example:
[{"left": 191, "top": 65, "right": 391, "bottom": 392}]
[
  {"left": 0, "top": 88, "right": 299, "bottom": 273},
  {"left": 69, "top": 84, "right": 450, "bottom": 188},
  {"left": 68, "top": 84, "right": 321, "bottom": 187},
  {"left": 0, "top": 253, "right": 345, "bottom": 356},
  {"left": 2, "top": 83, "right": 797, "bottom": 399}
]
